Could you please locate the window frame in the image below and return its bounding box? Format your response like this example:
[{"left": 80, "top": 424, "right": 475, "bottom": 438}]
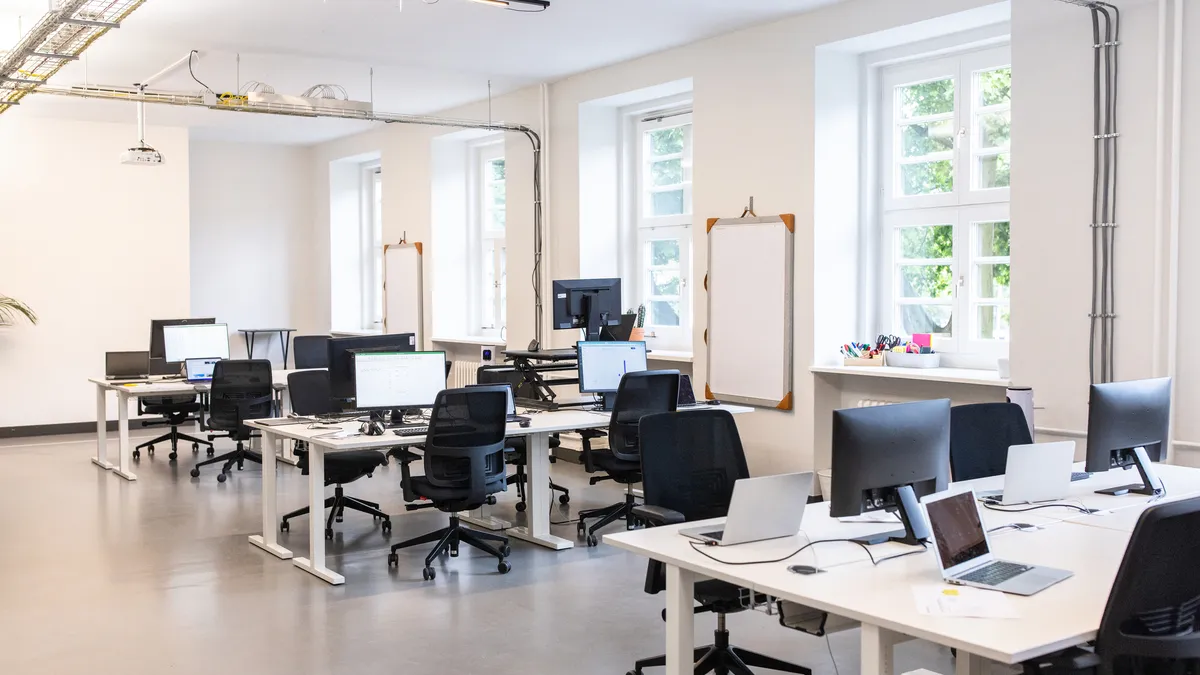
[
  {"left": 469, "top": 139, "right": 506, "bottom": 339},
  {"left": 360, "top": 163, "right": 384, "bottom": 332}
]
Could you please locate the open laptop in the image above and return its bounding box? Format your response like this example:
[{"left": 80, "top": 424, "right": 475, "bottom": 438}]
[
  {"left": 677, "top": 374, "right": 698, "bottom": 407},
  {"left": 923, "top": 489, "right": 1073, "bottom": 596},
  {"left": 976, "top": 441, "right": 1076, "bottom": 505},
  {"left": 184, "top": 357, "right": 220, "bottom": 383},
  {"left": 106, "top": 351, "right": 150, "bottom": 381},
  {"left": 680, "top": 472, "right": 813, "bottom": 546}
]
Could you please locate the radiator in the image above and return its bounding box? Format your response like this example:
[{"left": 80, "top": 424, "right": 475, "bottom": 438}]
[
  {"left": 857, "top": 398, "right": 895, "bottom": 408},
  {"left": 449, "top": 360, "right": 481, "bottom": 389}
]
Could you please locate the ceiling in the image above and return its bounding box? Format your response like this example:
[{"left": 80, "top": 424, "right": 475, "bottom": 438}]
[{"left": 1, "top": 0, "right": 840, "bottom": 144}]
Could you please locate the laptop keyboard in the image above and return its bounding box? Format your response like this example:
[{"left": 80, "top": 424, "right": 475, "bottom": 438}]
[{"left": 958, "top": 561, "right": 1031, "bottom": 586}]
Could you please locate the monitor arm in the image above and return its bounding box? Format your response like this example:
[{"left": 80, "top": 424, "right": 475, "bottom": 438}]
[
  {"left": 1095, "top": 446, "right": 1165, "bottom": 497},
  {"left": 851, "top": 485, "right": 931, "bottom": 546},
  {"left": 580, "top": 294, "right": 607, "bottom": 342}
]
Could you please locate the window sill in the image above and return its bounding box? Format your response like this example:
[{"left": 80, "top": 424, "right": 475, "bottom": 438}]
[
  {"left": 809, "top": 364, "right": 1011, "bottom": 388},
  {"left": 431, "top": 335, "right": 507, "bottom": 348},
  {"left": 647, "top": 349, "right": 693, "bottom": 363}
]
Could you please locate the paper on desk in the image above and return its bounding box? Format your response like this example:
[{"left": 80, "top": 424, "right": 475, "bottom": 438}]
[
  {"left": 314, "top": 429, "right": 362, "bottom": 440},
  {"left": 837, "top": 512, "right": 900, "bottom": 524},
  {"left": 912, "top": 584, "right": 1019, "bottom": 619}
]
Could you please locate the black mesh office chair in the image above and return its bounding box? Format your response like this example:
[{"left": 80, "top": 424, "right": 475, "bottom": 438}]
[
  {"left": 1022, "top": 496, "right": 1200, "bottom": 675},
  {"left": 628, "top": 410, "right": 811, "bottom": 675},
  {"left": 476, "top": 367, "right": 569, "bottom": 511},
  {"left": 292, "top": 335, "right": 331, "bottom": 370},
  {"left": 949, "top": 402, "right": 1033, "bottom": 481},
  {"left": 279, "top": 370, "right": 390, "bottom": 538},
  {"left": 134, "top": 395, "right": 212, "bottom": 461},
  {"left": 387, "top": 386, "right": 512, "bottom": 580},
  {"left": 190, "top": 360, "right": 275, "bottom": 482},
  {"left": 577, "top": 370, "right": 678, "bottom": 547}
]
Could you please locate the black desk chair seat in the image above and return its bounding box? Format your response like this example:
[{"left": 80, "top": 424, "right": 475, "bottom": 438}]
[
  {"left": 135, "top": 395, "right": 213, "bottom": 461},
  {"left": 281, "top": 448, "right": 390, "bottom": 539}
]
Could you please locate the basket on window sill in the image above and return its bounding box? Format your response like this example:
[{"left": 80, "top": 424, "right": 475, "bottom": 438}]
[{"left": 629, "top": 328, "right": 645, "bottom": 342}]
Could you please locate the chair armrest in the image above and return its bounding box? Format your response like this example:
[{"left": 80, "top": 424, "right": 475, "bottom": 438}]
[
  {"left": 632, "top": 505, "right": 686, "bottom": 527},
  {"left": 387, "top": 447, "right": 421, "bottom": 464},
  {"left": 1022, "top": 647, "right": 1099, "bottom": 675}
]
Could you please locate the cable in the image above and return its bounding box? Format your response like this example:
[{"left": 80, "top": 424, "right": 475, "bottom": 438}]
[
  {"left": 188, "top": 50, "right": 213, "bottom": 94},
  {"left": 980, "top": 501, "right": 1096, "bottom": 515},
  {"left": 1088, "top": 6, "right": 1102, "bottom": 384},
  {"left": 825, "top": 636, "right": 841, "bottom": 675},
  {"left": 687, "top": 537, "right": 927, "bottom": 567}
]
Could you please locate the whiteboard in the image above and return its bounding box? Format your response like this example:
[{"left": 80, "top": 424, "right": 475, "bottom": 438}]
[
  {"left": 706, "top": 215, "right": 794, "bottom": 409},
  {"left": 383, "top": 243, "right": 424, "bottom": 345}
]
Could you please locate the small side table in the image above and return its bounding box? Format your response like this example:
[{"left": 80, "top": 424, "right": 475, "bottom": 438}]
[{"left": 239, "top": 328, "right": 297, "bottom": 367}]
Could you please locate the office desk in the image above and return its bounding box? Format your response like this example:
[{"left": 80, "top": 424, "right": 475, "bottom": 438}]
[{"left": 246, "top": 404, "right": 754, "bottom": 585}]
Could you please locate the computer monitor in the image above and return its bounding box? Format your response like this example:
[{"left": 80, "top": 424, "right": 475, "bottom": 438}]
[
  {"left": 552, "top": 278, "right": 622, "bottom": 341},
  {"left": 327, "top": 333, "right": 417, "bottom": 405},
  {"left": 149, "top": 317, "right": 215, "bottom": 375},
  {"left": 162, "top": 323, "right": 230, "bottom": 363},
  {"left": 577, "top": 340, "right": 648, "bottom": 410},
  {"left": 353, "top": 351, "right": 447, "bottom": 411},
  {"left": 1084, "top": 377, "right": 1170, "bottom": 497},
  {"left": 830, "top": 399, "right": 951, "bottom": 546}
]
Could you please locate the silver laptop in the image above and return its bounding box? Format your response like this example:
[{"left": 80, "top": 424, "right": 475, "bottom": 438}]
[
  {"left": 184, "top": 357, "right": 220, "bottom": 383},
  {"left": 923, "top": 490, "right": 1073, "bottom": 596},
  {"left": 680, "top": 472, "right": 813, "bottom": 546},
  {"left": 976, "top": 441, "right": 1076, "bottom": 505}
]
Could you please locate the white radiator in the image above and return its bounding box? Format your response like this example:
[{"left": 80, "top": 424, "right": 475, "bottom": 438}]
[
  {"left": 449, "top": 360, "right": 482, "bottom": 389},
  {"left": 857, "top": 398, "right": 895, "bottom": 408}
]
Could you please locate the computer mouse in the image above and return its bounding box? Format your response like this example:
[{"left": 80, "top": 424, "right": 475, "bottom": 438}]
[
  {"left": 519, "top": 419, "right": 531, "bottom": 428},
  {"left": 787, "top": 564, "right": 823, "bottom": 576}
]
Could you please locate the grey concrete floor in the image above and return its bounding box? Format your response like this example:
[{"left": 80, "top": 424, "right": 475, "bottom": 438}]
[{"left": 0, "top": 431, "right": 955, "bottom": 675}]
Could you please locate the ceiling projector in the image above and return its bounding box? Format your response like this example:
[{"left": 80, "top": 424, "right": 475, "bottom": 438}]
[{"left": 121, "top": 145, "right": 164, "bottom": 166}]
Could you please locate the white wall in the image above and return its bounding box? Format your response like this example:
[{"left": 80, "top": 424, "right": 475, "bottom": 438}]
[{"left": 0, "top": 117, "right": 190, "bottom": 427}]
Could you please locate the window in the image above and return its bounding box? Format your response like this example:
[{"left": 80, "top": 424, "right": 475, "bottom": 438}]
[
  {"left": 879, "top": 47, "right": 1010, "bottom": 358},
  {"left": 635, "top": 113, "right": 693, "bottom": 350},
  {"left": 361, "top": 164, "right": 384, "bottom": 331},
  {"left": 472, "top": 141, "right": 506, "bottom": 338}
]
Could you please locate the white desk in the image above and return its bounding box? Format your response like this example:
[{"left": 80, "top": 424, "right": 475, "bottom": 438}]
[
  {"left": 246, "top": 404, "right": 753, "bottom": 585},
  {"left": 605, "top": 465, "right": 1200, "bottom": 675}
]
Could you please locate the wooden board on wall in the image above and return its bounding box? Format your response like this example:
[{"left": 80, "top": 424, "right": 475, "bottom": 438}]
[{"left": 383, "top": 243, "right": 423, "bottom": 345}]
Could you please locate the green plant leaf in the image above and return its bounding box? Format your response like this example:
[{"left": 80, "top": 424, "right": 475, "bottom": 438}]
[{"left": 0, "top": 296, "right": 37, "bottom": 326}]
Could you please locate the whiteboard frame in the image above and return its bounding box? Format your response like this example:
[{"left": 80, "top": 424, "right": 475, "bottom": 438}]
[
  {"left": 705, "top": 215, "right": 794, "bottom": 409},
  {"left": 382, "top": 242, "right": 424, "bottom": 347}
]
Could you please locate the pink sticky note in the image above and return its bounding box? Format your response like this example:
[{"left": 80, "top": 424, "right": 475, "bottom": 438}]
[{"left": 912, "top": 333, "right": 932, "bottom": 348}]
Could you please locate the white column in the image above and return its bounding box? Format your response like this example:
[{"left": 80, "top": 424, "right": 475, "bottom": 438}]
[
  {"left": 113, "top": 391, "right": 137, "bottom": 481},
  {"left": 292, "top": 442, "right": 344, "bottom": 584},
  {"left": 91, "top": 384, "right": 113, "bottom": 470},
  {"left": 504, "top": 431, "right": 573, "bottom": 550},
  {"left": 665, "top": 565, "right": 696, "bottom": 675},
  {"left": 248, "top": 427, "right": 293, "bottom": 560}
]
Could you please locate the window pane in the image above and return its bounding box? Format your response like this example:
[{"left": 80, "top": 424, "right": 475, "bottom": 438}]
[
  {"left": 900, "top": 160, "right": 954, "bottom": 196},
  {"left": 976, "top": 221, "right": 1010, "bottom": 257},
  {"left": 898, "top": 265, "right": 954, "bottom": 299},
  {"left": 482, "top": 242, "right": 496, "bottom": 329},
  {"left": 491, "top": 183, "right": 506, "bottom": 209},
  {"left": 651, "top": 270, "right": 681, "bottom": 296},
  {"left": 975, "top": 264, "right": 1010, "bottom": 299},
  {"left": 976, "top": 305, "right": 1011, "bottom": 341},
  {"left": 490, "top": 159, "right": 506, "bottom": 181},
  {"left": 650, "top": 190, "right": 685, "bottom": 216},
  {"left": 648, "top": 126, "right": 686, "bottom": 156},
  {"left": 978, "top": 111, "right": 1010, "bottom": 149},
  {"left": 491, "top": 208, "right": 506, "bottom": 231},
  {"left": 898, "top": 224, "right": 954, "bottom": 260},
  {"left": 899, "top": 305, "right": 953, "bottom": 336},
  {"left": 898, "top": 78, "right": 954, "bottom": 118},
  {"left": 650, "top": 239, "right": 681, "bottom": 266},
  {"left": 650, "top": 159, "right": 683, "bottom": 187},
  {"left": 901, "top": 120, "right": 955, "bottom": 158},
  {"left": 650, "top": 300, "right": 681, "bottom": 327},
  {"left": 978, "top": 153, "right": 1011, "bottom": 189},
  {"left": 978, "top": 67, "right": 1012, "bottom": 107}
]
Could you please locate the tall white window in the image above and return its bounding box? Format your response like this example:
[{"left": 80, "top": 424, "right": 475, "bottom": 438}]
[
  {"left": 472, "top": 141, "right": 506, "bottom": 338},
  {"left": 361, "top": 164, "right": 384, "bottom": 331},
  {"left": 635, "top": 113, "right": 693, "bottom": 351},
  {"left": 879, "top": 47, "right": 1010, "bottom": 358}
]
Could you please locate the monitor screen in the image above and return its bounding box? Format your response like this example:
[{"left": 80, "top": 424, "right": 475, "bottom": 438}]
[
  {"left": 925, "top": 491, "right": 990, "bottom": 570},
  {"left": 162, "top": 323, "right": 230, "bottom": 362},
  {"left": 353, "top": 351, "right": 446, "bottom": 410},
  {"left": 149, "top": 317, "right": 216, "bottom": 359},
  {"left": 578, "top": 341, "right": 647, "bottom": 393}
]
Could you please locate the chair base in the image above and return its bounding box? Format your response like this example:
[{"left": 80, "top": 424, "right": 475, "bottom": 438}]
[
  {"left": 281, "top": 485, "right": 391, "bottom": 539},
  {"left": 134, "top": 427, "right": 213, "bottom": 461},
  {"left": 387, "top": 515, "right": 512, "bottom": 579},
  {"left": 189, "top": 442, "right": 261, "bottom": 482},
  {"left": 507, "top": 464, "right": 570, "bottom": 512},
  {"left": 578, "top": 491, "right": 640, "bottom": 546},
  {"left": 632, "top": 623, "right": 811, "bottom": 675}
]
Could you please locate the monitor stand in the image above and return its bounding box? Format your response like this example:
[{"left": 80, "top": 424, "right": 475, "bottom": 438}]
[
  {"left": 1095, "top": 446, "right": 1164, "bottom": 496},
  {"left": 597, "top": 392, "right": 617, "bottom": 412},
  {"left": 850, "top": 485, "right": 931, "bottom": 546},
  {"left": 580, "top": 294, "right": 609, "bottom": 342}
]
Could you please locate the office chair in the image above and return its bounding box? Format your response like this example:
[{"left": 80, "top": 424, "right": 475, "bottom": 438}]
[
  {"left": 627, "top": 410, "right": 811, "bottom": 675},
  {"left": 291, "top": 335, "right": 331, "bottom": 370},
  {"left": 949, "top": 402, "right": 1033, "bottom": 481},
  {"left": 1022, "top": 496, "right": 1200, "bottom": 675},
  {"left": 476, "top": 367, "right": 570, "bottom": 511},
  {"left": 577, "top": 370, "right": 678, "bottom": 547},
  {"left": 134, "top": 395, "right": 212, "bottom": 461},
  {"left": 190, "top": 360, "right": 275, "bottom": 482},
  {"left": 279, "top": 370, "right": 390, "bottom": 538},
  {"left": 387, "top": 386, "right": 512, "bottom": 580}
]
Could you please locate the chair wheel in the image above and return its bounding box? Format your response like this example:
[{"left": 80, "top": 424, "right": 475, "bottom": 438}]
[
  {"left": 576, "top": 523, "right": 586, "bottom": 536},
  {"left": 325, "top": 528, "right": 333, "bottom": 540},
  {"left": 280, "top": 521, "right": 289, "bottom": 532},
  {"left": 515, "top": 502, "right": 526, "bottom": 513},
  {"left": 497, "top": 561, "right": 511, "bottom": 574},
  {"left": 168, "top": 451, "right": 177, "bottom": 461},
  {"left": 422, "top": 566, "right": 436, "bottom": 581},
  {"left": 486, "top": 495, "right": 497, "bottom": 506},
  {"left": 559, "top": 494, "right": 570, "bottom": 504},
  {"left": 206, "top": 449, "right": 214, "bottom": 457},
  {"left": 449, "top": 547, "right": 459, "bottom": 558},
  {"left": 216, "top": 472, "right": 227, "bottom": 483},
  {"left": 387, "top": 553, "right": 398, "bottom": 568},
  {"left": 190, "top": 467, "right": 200, "bottom": 478},
  {"left": 586, "top": 534, "right": 598, "bottom": 547},
  {"left": 132, "top": 450, "right": 141, "bottom": 460},
  {"left": 147, "top": 445, "right": 154, "bottom": 455},
  {"left": 192, "top": 443, "right": 199, "bottom": 453},
  {"left": 628, "top": 670, "right": 642, "bottom": 675},
  {"left": 381, "top": 520, "right": 392, "bottom": 534},
  {"left": 500, "top": 545, "right": 511, "bottom": 557}
]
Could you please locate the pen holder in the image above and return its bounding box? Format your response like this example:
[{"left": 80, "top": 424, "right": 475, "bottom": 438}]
[{"left": 843, "top": 357, "right": 884, "bottom": 367}]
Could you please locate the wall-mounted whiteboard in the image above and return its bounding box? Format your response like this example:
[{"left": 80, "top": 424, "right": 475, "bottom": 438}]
[
  {"left": 706, "top": 215, "right": 794, "bottom": 409},
  {"left": 383, "top": 243, "right": 424, "bottom": 346}
]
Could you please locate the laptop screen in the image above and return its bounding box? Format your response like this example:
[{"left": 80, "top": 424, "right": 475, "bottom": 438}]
[
  {"left": 926, "top": 491, "right": 990, "bottom": 569},
  {"left": 185, "top": 358, "right": 219, "bottom": 382}
]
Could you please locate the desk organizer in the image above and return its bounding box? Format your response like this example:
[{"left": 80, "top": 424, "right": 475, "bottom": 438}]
[
  {"left": 884, "top": 352, "right": 941, "bottom": 368},
  {"left": 842, "top": 357, "right": 884, "bottom": 367}
]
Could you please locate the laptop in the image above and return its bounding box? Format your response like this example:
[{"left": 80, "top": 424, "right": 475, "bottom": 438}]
[
  {"left": 680, "top": 472, "right": 814, "bottom": 546},
  {"left": 923, "top": 489, "right": 1073, "bottom": 596},
  {"left": 678, "top": 374, "right": 698, "bottom": 406},
  {"left": 184, "top": 357, "right": 220, "bottom": 383},
  {"left": 105, "top": 351, "right": 150, "bottom": 380},
  {"left": 977, "top": 441, "right": 1076, "bottom": 505}
]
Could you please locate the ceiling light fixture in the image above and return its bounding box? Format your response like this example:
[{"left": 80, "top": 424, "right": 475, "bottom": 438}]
[{"left": 468, "top": 0, "right": 550, "bottom": 10}]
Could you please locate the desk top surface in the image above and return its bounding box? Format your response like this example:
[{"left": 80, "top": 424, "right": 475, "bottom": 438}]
[{"left": 90, "top": 369, "right": 310, "bottom": 394}]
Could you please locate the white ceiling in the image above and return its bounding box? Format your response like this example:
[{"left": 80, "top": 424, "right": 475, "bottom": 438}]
[{"left": 1, "top": 0, "right": 841, "bottom": 143}]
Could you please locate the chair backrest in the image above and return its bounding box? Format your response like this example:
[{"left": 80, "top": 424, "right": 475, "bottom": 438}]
[
  {"left": 1097, "top": 497, "right": 1200, "bottom": 668},
  {"left": 287, "top": 370, "right": 334, "bottom": 416},
  {"left": 639, "top": 409, "right": 750, "bottom": 522},
  {"left": 209, "top": 359, "right": 275, "bottom": 432},
  {"left": 948, "top": 402, "right": 1033, "bottom": 481},
  {"left": 422, "top": 386, "right": 508, "bottom": 506},
  {"left": 609, "top": 370, "right": 679, "bottom": 462},
  {"left": 292, "top": 335, "right": 331, "bottom": 370}
]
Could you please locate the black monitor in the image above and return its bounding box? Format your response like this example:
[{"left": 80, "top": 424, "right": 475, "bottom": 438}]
[
  {"left": 1084, "top": 377, "right": 1170, "bottom": 497},
  {"left": 552, "top": 278, "right": 622, "bottom": 341},
  {"left": 149, "top": 317, "right": 215, "bottom": 375},
  {"left": 830, "top": 399, "right": 951, "bottom": 545},
  {"left": 327, "top": 333, "right": 417, "bottom": 407}
]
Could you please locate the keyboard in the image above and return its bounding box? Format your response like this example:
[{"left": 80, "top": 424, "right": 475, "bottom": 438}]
[
  {"left": 392, "top": 426, "right": 429, "bottom": 437},
  {"left": 1071, "top": 472, "right": 1092, "bottom": 482},
  {"left": 957, "top": 561, "right": 1031, "bottom": 586}
]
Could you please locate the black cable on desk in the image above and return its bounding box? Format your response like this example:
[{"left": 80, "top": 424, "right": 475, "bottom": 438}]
[
  {"left": 686, "top": 537, "right": 927, "bottom": 567},
  {"left": 981, "top": 501, "right": 1097, "bottom": 515}
]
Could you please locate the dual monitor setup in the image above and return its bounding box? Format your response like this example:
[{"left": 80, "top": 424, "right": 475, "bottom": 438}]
[{"left": 105, "top": 318, "right": 231, "bottom": 382}]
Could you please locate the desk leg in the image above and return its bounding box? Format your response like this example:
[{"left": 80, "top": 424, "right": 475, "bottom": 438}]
[
  {"left": 279, "top": 330, "right": 289, "bottom": 369},
  {"left": 504, "top": 431, "right": 573, "bottom": 550},
  {"left": 91, "top": 385, "right": 114, "bottom": 470},
  {"left": 293, "top": 443, "right": 344, "bottom": 584},
  {"left": 249, "top": 429, "right": 293, "bottom": 560},
  {"left": 665, "top": 565, "right": 696, "bottom": 675},
  {"left": 458, "top": 507, "right": 511, "bottom": 532},
  {"left": 245, "top": 332, "right": 256, "bottom": 359},
  {"left": 955, "top": 652, "right": 990, "bottom": 675},
  {"left": 861, "top": 624, "right": 903, "bottom": 675},
  {"left": 113, "top": 392, "right": 137, "bottom": 481}
]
